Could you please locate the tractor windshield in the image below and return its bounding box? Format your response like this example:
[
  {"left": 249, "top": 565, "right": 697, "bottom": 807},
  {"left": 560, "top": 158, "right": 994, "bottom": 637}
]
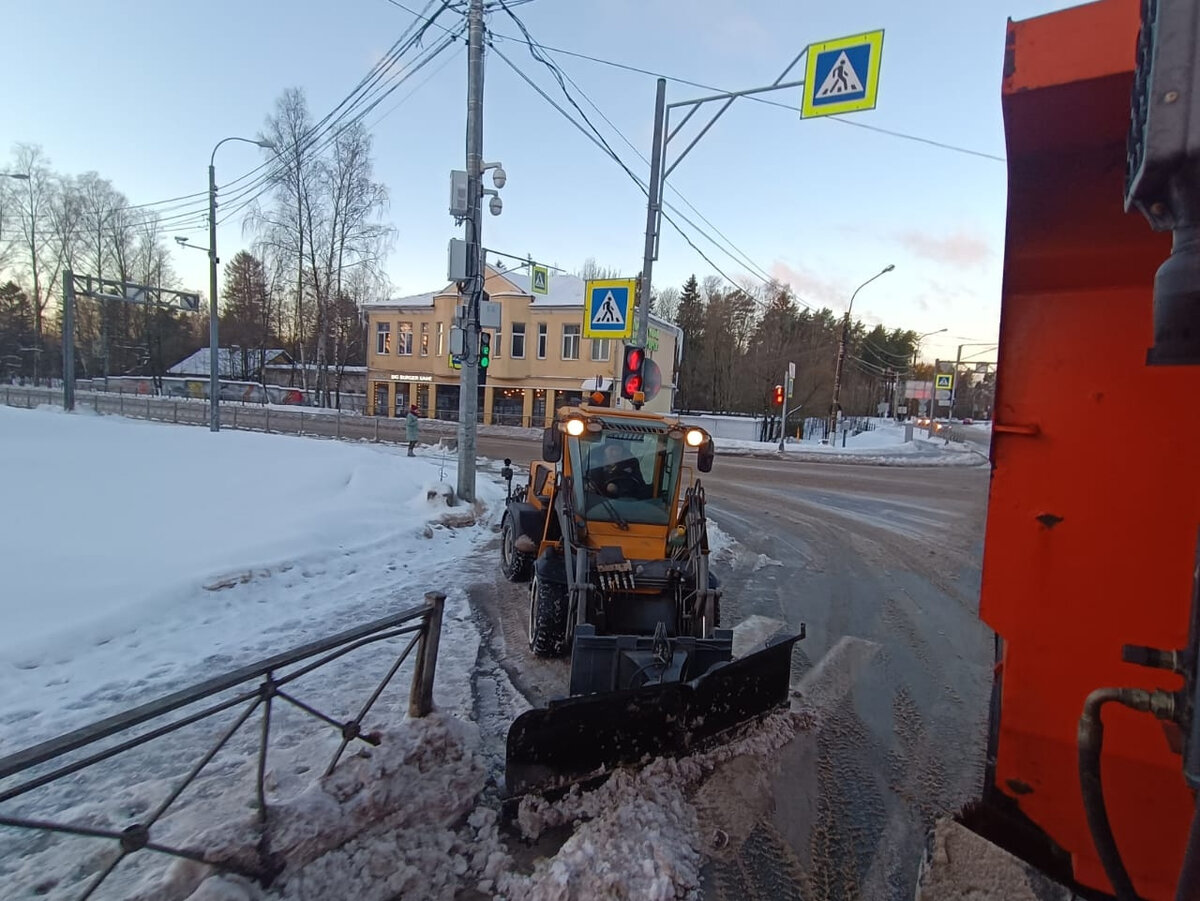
[{"left": 573, "top": 427, "right": 683, "bottom": 526}]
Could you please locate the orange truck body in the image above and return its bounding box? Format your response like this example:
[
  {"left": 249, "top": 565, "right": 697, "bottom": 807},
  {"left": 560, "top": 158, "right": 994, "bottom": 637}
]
[{"left": 983, "top": 0, "right": 1200, "bottom": 896}]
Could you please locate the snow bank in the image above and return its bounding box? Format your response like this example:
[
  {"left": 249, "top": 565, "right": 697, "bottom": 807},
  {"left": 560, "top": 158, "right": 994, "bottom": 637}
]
[{"left": 716, "top": 420, "right": 985, "bottom": 467}]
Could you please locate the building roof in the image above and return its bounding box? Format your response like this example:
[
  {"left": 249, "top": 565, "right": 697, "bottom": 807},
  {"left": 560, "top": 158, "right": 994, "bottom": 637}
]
[
  {"left": 367, "top": 266, "right": 680, "bottom": 333},
  {"left": 168, "top": 348, "right": 291, "bottom": 377}
]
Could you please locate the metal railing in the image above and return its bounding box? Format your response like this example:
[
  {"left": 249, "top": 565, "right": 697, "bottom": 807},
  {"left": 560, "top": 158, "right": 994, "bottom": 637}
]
[
  {"left": 2, "top": 387, "right": 539, "bottom": 443},
  {"left": 0, "top": 592, "right": 446, "bottom": 900}
]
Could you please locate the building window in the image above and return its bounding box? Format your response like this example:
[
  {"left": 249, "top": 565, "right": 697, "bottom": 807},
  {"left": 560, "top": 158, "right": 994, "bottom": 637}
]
[
  {"left": 398, "top": 322, "right": 413, "bottom": 355},
  {"left": 494, "top": 328, "right": 502, "bottom": 359},
  {"left": 375, "top": 322, "right": 391, "bottom": 355},
  {"left": 590, "top": 338, "right": 610, "bottom": 362},
  {"left": 420, "top": 322, "right": 429, "bottom": 356},
  {"left": 562, "top": 324, "right": 580, "bottom": 360},
  {"left": 511, "top": 322, "right": 526, "bottom": 359},
  {"left": 437, "top": 322, "right": 445, "bottom": 357},
  {"left": 537, "top": 323, "right": 547, "bottom": 359}
]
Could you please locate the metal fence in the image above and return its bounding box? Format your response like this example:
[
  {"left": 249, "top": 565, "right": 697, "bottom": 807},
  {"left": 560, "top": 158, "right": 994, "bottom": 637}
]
[
  {"left": 1, "top": 387, "right": 543, "bottom": 445},
  {"left": 0, "top": 593, "right": 446, "bottom": 900}
]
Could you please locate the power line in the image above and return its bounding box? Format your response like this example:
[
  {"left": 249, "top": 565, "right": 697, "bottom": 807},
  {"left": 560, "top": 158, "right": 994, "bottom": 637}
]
[
  {"left": 510, "top": 30, "right": 779, "bottom": 288},
  {"left": 488, "top": 29, "right": 1005, "bottom": 163},
  {"left": 217, "top": 27, "right": 463, "bottom": 226},
  {"left": 490, "top": 7, "right": 788, "bottom": 310}
]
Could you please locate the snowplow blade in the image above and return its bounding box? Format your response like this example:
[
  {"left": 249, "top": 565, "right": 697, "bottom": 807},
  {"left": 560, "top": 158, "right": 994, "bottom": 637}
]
[{"left": 504, "top": 629, "right": 804, "bottom": 798}]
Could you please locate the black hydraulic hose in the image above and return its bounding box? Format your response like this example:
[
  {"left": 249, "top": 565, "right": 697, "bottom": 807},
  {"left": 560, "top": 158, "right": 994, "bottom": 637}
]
[
  {"left": 1078, "top": 687, "right": 1174, "bottom": 901},
  {"left": 1177, "top": 798, "right": 1200, "bottom": 901}
]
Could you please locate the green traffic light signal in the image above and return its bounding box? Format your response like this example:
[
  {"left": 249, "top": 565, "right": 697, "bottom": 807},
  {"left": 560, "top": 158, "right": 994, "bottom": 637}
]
[{"left": 479, "top": 332, "right": 491, "bottom": 369}]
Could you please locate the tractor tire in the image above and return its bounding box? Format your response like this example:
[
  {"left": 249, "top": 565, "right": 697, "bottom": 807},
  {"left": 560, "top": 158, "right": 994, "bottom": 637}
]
[
  {"left": 500, "top": 513, "right": 533, "bottom": 582},
  {"left": 529, "top": 574, "right": 569, "bottom": 658}
]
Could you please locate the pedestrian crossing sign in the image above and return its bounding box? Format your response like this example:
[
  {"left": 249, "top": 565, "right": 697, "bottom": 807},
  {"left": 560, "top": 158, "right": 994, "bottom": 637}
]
[
  {"left": 583, "top": 278, "right": 636, "bottom": 339},
  {"left": 531, "top": 264, "right": 549, "bottom": 295},
  {"left": 936, "top": 373, "right": 953, "bottom": 390},
  {"left": 801, "top": 30, "right": 884, "bottom": 119}
]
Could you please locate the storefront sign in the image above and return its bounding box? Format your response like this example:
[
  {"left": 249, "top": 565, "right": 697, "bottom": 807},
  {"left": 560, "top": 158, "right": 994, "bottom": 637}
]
[{"left": 390, "top": 373, "right": 434, "bottom": 383}]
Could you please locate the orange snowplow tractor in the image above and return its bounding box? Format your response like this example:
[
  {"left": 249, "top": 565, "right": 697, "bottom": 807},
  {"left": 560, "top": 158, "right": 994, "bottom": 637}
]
[{"left": 983, "top": 0, "right": 1200, "bottom": 897}]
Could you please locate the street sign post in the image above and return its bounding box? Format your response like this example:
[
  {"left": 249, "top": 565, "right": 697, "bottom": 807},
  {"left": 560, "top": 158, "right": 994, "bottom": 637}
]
[
  {"left": 583, "top": 278, "right": 636, "bottom": 340},
  {"left": 801, "top": 30, "right": 885, "bottom": 119}
]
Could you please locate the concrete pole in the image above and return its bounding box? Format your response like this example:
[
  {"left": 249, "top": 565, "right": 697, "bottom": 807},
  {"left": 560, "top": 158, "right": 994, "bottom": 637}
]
[
  {"left": 828, "top": 312, "right": 849, "bottom": 441},
  {"left": 948, "top": 343, "right": 963, "bottom": 419},
  {"left": 62, "top": 270, "right": 74, "bottom": 411},
  {"left": 208, "top": 163, "right": 220, "bottom": 432},
  {"left": 636, "top": 78, "right": 667, "bottom": 350},
  {"left": 456, "top": 0, "right": 484, "bottom": 503}
]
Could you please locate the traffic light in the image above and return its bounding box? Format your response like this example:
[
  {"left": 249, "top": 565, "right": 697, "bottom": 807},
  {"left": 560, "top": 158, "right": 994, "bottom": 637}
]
[
  {"left": 621, "top": 344, "right": 646, "bottom": 401},
  {"left": 479, "top": 332, "right": 490, "bottom": 369},
  {"left": 773, "top": 384, "right": 785, "bottom": 406}
]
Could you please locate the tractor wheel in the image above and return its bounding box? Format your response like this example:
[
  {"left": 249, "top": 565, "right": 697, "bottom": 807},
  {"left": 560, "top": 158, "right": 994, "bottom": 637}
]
[
  {"left": 500, "top": 514, "right": 533, "bottom": 582},
  {"left": 529, "top": 573, "right": 569, "bottom": 658}
]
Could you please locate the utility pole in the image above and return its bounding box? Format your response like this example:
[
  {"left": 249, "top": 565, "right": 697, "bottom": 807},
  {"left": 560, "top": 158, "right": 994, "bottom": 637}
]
[
  {"left": 208, "top": 161, "right": 219, "bottom": 432},
  {"left": 828, "top": 312, "right": 850, "bottom": 441},
  {"left": 636, "top": 78, "right": 667, "bottom": 349},
  {"left": 456, "top": 0, "right": 485, "bottom": 503},
  {"left": 948, "top": 343, "right": 963, "bottom": 418}
]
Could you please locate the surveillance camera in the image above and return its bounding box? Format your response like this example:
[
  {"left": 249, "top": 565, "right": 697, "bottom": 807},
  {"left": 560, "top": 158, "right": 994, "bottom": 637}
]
[
  {"left": 492, "top": 167, "right": 507, "bottom": 189},
  {"left": 489, "top": 195, "right": 503, "bottom": 216}
]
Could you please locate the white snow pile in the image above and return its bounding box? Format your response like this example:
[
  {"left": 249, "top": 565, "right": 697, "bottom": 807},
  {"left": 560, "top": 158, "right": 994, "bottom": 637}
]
[
  {"left": 717, "top": 419, "right": 985, "bottom": 466},
  {"left": 0, "top": 406, "right": 505, "bottom": 899}
]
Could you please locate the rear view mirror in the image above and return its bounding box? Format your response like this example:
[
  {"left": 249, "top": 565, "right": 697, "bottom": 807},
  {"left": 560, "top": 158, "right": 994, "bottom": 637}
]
[
  {"left": 542, "top": 426, "right": 562, "bottom": 463},
  {"left": 697, "top": 439, "right": 715, "bottom": 473}
]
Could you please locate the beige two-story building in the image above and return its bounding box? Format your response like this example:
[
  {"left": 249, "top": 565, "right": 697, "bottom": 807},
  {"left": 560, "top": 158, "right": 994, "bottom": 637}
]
[{"left": 364, "top": 265, "right": 681, "bottom": 426}]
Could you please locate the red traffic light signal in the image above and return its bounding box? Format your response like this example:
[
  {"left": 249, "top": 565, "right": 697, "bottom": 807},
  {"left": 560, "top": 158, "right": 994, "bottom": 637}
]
[
  {"left": 773, "top": 385, "right": 785, "bottom": 406},
  {"left": 621, "top": 345, "right": 646, "bottom": 401}
]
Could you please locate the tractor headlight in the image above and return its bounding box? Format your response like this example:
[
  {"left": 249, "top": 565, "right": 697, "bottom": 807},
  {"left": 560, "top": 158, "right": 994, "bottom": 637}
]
[
  {"left": 565, "top": 417, "right": 586, "bottom": 437},
  {"left": 685, "top": 428, "right": 706, "bottom": 447}
]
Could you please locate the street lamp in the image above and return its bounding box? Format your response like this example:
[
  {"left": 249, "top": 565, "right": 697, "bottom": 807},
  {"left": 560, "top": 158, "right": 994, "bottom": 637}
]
[
  {"left": 828, "top": 264, "right": 895, "bottom": 440},
  {"left": 0, "top": 173, "right": 30, "bottom": 180},
  {"left": 208, "top": 136, "right": 276, "bottom": 432}
]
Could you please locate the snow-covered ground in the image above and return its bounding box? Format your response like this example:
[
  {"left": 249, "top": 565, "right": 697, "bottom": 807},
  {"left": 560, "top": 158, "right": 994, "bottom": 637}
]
[
  {"left": 718, "top": 419, "right": 986, "bottom": 466},
  {"left": 0, "top": 405, "right": 805, "bottom": 901}
]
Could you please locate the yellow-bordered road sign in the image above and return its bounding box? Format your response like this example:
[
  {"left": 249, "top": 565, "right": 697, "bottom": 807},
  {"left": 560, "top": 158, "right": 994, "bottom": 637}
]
[
  {"left": 935, "top": 373, "right": 954, "bottom": 390},
  {"left": 801, "top": 30, "right": 884, "bottom": 119},
  {"left": 531, "top": 264, "right": 549, "bottom": 295},
  {"left": 583, "top": 278, "right": 636, "bottom": 339}
]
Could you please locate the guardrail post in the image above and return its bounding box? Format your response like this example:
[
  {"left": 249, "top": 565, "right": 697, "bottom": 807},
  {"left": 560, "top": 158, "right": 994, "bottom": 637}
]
[
  {"left": 374, "top": 417, "right": 380, "bottom": 443},
  {"left": 233, "top": 406, "right": 238, "bottom": 430},
  {"left": 336, "top": 410, "right": 341, "bottom": 440},
  {"left": 298, "top": 411, "right": 304, "bottom": 437},
  {"left": 146, "top": 397, "right": 151, "bottom": 420},
  {"left": 265, "top": 407, "right": 271, "bottom": 434},
  {"left": 409, "top": 591, "right": 446, "bottom": 718},
  {"left": 174, "top": 402, "right": 178, "bottom": 424}
]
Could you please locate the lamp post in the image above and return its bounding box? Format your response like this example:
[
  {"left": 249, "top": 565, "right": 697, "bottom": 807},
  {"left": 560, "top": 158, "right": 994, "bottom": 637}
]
[
  {"left": 828, "top": 264, "right": 895, "bottom": 440},
  {"left": 207, "top": 137, "right": 275, "bottom": 432}
]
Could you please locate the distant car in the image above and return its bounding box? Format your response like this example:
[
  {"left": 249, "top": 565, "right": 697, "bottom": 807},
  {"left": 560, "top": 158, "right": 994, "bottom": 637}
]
[{"left": 963, "top": 417, "right": 974, "bottom": 425}]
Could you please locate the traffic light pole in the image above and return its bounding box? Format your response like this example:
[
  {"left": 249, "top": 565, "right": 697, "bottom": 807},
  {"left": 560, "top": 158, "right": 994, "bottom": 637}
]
[
  {"left": 456, "top": 0, "right": 485, "bottom": 504},
  {"left": 635, "top": 78, "right": 667, "bottom": 350},
  {"left": 634, "top": 57, "right": 807, "bottom": 355}
]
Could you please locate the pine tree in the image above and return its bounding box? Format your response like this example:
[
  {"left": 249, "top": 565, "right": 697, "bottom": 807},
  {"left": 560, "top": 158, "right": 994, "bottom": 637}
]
[
  {"left": 674, "top": 275, "right": 705, "bottom": 410},
  {"left": 220, "top": 251, "right": 274, "bottom": 381}
]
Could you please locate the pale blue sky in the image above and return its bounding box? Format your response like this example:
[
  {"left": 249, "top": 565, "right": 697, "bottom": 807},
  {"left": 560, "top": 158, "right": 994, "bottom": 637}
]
[{"left": 4, "top": 0, "right": 1083, "bottom": 365}]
